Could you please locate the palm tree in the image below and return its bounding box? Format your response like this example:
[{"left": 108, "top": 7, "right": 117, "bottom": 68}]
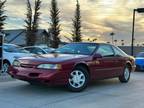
[
  {"left": 114, "top": 39, "right": 117, "bottom": 46},
  {"left": 92, "top": 38, "right": 97, "bottom": 42},
  {"left": 87, "top": 38, "right": 90, "bottom": 42},
  {"left": 110, "top": 32, "right": 115, "bottom": 44},
  {"left": 121, "top": 40, "right": 124, "bottom": 46}
]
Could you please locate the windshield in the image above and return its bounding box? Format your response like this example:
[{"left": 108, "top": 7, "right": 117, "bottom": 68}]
[
  {"left": 55, "top": 43, "right": 97, "bottom": 55},
  {"left": 136, "top": 52, "right": 144, "bottom": 57},
  {"left": 4, "top": 44, "right": 28, "bottom": 53}
]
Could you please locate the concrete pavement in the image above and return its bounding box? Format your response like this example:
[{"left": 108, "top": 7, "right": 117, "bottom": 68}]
[
  {"left": 0, "top": 72, "right": 144, "bottom": 108},
  {"left": 0, "top": 73, "right": 15, "bottom": 82}
]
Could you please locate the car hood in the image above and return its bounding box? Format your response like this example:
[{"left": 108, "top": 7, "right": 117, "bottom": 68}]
[{"left": 19, "top": 53, "right": 89, "bottom": 63}]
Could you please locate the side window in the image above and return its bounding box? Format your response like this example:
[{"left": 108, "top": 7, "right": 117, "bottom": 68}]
[
  {"left": 96, "top": 45, "right": 114, "bottom": 57},
  {"left": 112, "top": 46, "right": 127, "bottom": 57}
]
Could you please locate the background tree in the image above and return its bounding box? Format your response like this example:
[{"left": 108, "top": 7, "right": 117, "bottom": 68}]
[
  {"left": 49, "top": 0, "right": 60, "bottom": 48},
  {"left": 25, "top": 0, "right": 41, "bottom": 46},
  {"left": 25, "top": 0, "right": 32, "bottom": 46},
  {"left": 0, "top": 0, "right": 7, "bottom": 32},
  {"left": 72, "top": 0, "right": 82, "bottom": 42},
  {"left": 32, "top": 0, "right": 41, "bottom": 45}
]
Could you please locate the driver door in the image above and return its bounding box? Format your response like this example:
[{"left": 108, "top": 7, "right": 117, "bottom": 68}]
[{"left": 94, "top": 44, "right": 118, "bottom": 79}]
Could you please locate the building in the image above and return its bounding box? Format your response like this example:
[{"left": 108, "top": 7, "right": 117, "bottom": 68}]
[
  {"left": 4, "top": 29, "right": 68, "bottom": 47},
  {"left": 4, "top": 29, "right": 47, "bottom": 46}
]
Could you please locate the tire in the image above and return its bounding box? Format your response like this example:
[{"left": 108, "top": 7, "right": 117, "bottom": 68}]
[
  {"left": 67, "top": 66, "right": 89, "bottom": 92},
  {"left": 2, "top": 62, "right": 10, "bottom": 74},
  {"left": 119, "top": 66, "right": 131, "bottom": 83}
]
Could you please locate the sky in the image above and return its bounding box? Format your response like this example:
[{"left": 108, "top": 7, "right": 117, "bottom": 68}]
[{"left": 3, "top": 0, "right": 144, "bottom": 46}]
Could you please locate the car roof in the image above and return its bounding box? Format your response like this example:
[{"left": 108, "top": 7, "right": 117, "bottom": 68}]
[{"left": 3, "top": 43, "right": 19, "bottom": 47}]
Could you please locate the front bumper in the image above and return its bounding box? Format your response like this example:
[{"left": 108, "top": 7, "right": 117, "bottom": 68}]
[{"left": 9, "top": 66, "right": 70, "bottom": 85}]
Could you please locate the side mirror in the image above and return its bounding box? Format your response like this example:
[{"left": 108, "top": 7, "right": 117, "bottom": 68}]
[{"left": 93, "top": 53, "right": 102, "bottom": 60}]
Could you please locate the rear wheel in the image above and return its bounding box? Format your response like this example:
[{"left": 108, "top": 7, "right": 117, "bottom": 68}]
[
  {"left": 67, "top": 66, "right": 89, "bottom": 92},
  {"left": 119, "top": 66, "right": 131, "bottom": 83}
]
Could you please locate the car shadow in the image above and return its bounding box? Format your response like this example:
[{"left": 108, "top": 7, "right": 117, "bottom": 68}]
[
  {"left": 14, "top": 82, "right": 67, "bottom": 94},
  {"left": 13, "top": 78, "right": 122, "bottom": 94},
  {"left": 135, "top": 70, "right": 144, "bottom": 72}
]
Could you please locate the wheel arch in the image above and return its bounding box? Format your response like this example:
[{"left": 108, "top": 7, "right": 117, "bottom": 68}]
[
  {"left": 126, "top": 62, "right": 132, "bottom": 72},
  {"left": 3, "top": 59, "right": 11, "bottom": 65},
  {"left": 74, "top": 62, "right": 90, "bottom": 76}
]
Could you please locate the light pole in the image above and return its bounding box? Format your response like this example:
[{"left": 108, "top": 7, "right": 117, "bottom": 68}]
[
  {"left": 110, "top": 32, "right": 115, "bottom": 45},
  {"left": 0, "top": 32, "right": 4, "bottom": 73},
  {"left": 131, "top": 8, "right": 144, "bottom": 56}
]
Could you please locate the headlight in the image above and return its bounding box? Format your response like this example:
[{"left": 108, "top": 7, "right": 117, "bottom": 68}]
[
  {"left": 37, "top": 64, "right": 62, "bottom": 70},
  {"left": 13, "top": 60, "right": 21, "bottom": 67}
]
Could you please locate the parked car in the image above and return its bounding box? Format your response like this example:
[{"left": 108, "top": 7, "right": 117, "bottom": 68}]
[
  {"left": 9, "top": 43, "right": 135, "bottom": 92},
  {"left": 22, "top": 46, "right": 55, "bottom": 55},
  {"left": 135, "top": 52, "right": 144, "bottom": 71},
  {"left": 3, "top": 43, "right": 32, "bottom": 73}
]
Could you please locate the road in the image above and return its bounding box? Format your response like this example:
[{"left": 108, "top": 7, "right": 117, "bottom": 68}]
[{"left": 0, "top": 72, "right": 144, "bottom": 108}]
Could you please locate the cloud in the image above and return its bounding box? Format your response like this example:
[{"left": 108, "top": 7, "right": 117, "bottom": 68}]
[{"left": 2, "top": 0, "right": 144, "bottom": 45}]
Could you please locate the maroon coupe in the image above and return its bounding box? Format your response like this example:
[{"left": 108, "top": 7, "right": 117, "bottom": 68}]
[{"left": 9, "top": 43, "right": 135, "bottom": 92}]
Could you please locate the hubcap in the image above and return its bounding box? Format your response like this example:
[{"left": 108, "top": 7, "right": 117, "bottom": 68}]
[
  {"left": 124, "top": 68, "right": 130, "bottom": 80},
  {"left": 69, "top": 70, "right": 86, "bottom": 88},
  {"left": 2, "top": 63, "right": 9, "bottom": 73}
]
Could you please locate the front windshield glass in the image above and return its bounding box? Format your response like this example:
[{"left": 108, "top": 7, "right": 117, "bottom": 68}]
[
  {"left": 136, "top": 53, "right": 144, "bottom": 57},
  {"left": 55, "top": 43, "right": 97, "bottom": 55}
]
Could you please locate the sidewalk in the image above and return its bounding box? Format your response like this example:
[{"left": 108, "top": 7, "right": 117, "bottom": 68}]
[{"left": 0, "top": 73, "right": 15, "bottom": 82}]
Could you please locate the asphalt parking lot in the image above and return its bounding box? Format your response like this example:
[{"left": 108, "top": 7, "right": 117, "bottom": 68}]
[{"left": 0, "top": 71, "right": 144, "bottom": 108}]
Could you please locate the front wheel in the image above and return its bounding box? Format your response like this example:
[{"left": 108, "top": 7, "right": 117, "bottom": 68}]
[
  {"left": 119, "top": 66, "right": 131, "bottom": 83},
  {"left": 67, "top": 66, "right": 89, "bottom": 92},
  {"left": 2, "top": 62, "right": 10, "bottom": 74}
]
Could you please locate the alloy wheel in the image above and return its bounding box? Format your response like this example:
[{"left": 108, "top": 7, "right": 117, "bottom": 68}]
[
  {"left": 69, "top": 70, "right": 86, "bottom": 89},
  {"left": 124, "top": 68, "right": 130, "bottom": 81}
]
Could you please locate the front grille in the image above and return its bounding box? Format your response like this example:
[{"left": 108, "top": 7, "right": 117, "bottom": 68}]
[
  {"left": 29, "top": 73, "right": 40, "bottom": 77},
  {"left": 20, "top": 64, "right": 35, "bottom": 68}
]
